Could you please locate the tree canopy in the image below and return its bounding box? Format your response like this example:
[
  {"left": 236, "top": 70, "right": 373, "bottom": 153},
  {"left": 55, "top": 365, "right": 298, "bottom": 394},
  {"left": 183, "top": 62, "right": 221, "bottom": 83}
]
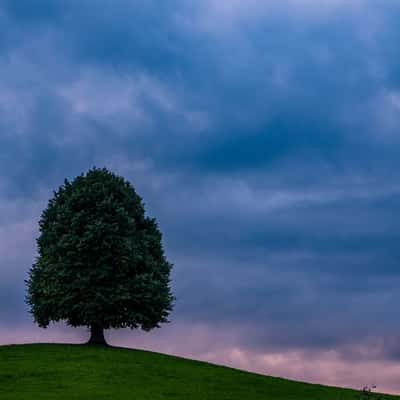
[{"left": 26, "top": 167, "right": 174, "bottom": 345}]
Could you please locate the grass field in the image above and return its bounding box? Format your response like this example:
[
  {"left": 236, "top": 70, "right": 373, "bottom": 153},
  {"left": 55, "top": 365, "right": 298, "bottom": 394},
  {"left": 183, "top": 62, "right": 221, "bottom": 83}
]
[{"left": 0, "top": 344, "right": 397, "bottom": 400}]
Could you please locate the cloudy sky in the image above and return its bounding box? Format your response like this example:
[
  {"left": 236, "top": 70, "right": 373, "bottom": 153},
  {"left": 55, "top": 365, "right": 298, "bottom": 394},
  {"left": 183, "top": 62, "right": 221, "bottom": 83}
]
[{"left": 1, "top": 0, "right": 400, "bottom": 394}]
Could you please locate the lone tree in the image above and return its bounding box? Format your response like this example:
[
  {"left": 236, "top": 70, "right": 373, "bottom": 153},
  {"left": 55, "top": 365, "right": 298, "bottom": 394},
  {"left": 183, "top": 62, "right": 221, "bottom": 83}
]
[{"left": 26, "top": 167, "right": 174, "bottom": 345}]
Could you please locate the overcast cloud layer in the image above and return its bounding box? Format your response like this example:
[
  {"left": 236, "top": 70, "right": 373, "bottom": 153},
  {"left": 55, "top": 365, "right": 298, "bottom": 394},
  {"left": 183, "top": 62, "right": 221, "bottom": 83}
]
[{"left": 1, "top": 0, "right": 400, "bottom": 394}]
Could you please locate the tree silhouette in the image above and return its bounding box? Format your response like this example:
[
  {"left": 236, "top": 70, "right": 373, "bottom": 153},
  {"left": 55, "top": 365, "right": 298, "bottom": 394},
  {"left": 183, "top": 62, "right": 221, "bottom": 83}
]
[{"left": 26, "top": 167, "right": 174, "bottom": 345}]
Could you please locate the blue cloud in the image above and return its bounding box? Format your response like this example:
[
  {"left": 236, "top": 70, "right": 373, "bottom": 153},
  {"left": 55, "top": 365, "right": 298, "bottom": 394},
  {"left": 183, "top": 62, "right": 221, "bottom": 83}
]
[{"left": 1, "top": 1, "right": 400, "bottom": 385}]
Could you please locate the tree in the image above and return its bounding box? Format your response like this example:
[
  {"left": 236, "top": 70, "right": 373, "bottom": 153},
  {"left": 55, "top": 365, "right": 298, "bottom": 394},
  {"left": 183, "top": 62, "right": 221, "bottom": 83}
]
[{"left": 26, "top": 167, "right": 174, "bottom": 345}]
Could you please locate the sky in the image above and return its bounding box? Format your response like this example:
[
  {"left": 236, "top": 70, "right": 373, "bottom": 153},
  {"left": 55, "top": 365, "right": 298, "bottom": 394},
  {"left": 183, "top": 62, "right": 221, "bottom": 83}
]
[{"left": 1, "top": 0, "right": 400, "bottom": 394}]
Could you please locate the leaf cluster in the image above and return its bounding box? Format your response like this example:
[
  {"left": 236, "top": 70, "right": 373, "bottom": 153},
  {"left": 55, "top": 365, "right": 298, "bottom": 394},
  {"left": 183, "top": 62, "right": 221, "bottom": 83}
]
[{"left": 26, "top": 167, "right": 174, "bottom": 331}]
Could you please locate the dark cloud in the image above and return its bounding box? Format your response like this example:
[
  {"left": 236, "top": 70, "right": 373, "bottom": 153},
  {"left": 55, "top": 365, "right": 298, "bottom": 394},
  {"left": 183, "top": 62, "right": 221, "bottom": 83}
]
[{"left": 1, "top": 0, "right": 400, "bottom": 392}]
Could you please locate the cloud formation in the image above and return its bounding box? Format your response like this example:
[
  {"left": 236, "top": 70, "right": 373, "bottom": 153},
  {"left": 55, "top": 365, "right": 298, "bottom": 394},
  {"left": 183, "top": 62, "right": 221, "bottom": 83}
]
[{"left": 1, "top": 0, "right": 400, "bottom": 393}]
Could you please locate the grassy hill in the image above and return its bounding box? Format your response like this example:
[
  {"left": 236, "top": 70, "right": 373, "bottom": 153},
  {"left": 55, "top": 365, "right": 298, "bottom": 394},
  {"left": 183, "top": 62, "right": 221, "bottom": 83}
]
[{"left": 0, "top": 344, "right": 397, "bottom": 400}]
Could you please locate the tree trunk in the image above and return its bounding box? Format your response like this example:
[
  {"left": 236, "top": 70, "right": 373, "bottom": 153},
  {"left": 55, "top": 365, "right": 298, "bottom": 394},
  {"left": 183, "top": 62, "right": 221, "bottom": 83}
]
[{"left": 87, "top": 324, "right": 107, "bottom": 346}]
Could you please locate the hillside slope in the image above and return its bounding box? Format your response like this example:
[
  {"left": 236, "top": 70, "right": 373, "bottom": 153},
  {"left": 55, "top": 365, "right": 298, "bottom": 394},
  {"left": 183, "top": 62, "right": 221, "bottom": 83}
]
[{"left": 0, "top": 344, "right": 397, "bottom": 400}]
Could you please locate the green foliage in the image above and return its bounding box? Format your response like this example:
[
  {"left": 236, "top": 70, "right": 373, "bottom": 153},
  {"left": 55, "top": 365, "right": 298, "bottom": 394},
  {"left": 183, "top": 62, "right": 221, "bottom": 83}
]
[
  {"left": 26, "top": 167, "right": 174, "bottom": 332},
  {"left": 1, "top": 344, "right": 398, "bottom": 400}
]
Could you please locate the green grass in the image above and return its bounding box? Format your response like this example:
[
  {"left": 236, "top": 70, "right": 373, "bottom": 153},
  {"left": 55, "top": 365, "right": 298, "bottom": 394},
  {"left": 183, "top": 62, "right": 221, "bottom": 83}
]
[{"left": 0, "top": 344, "right": 397, "bottom": 400}]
